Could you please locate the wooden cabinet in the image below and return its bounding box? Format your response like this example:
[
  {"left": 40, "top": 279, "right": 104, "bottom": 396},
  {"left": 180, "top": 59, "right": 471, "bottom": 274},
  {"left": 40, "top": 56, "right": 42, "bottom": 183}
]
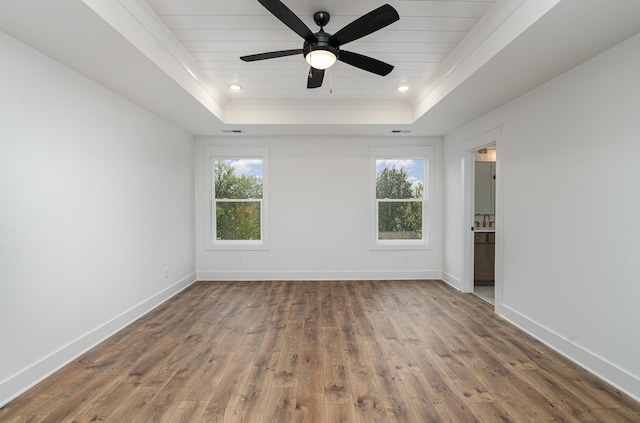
[{"left": 474, "top": 231, "right": 495, "bottom": 285}]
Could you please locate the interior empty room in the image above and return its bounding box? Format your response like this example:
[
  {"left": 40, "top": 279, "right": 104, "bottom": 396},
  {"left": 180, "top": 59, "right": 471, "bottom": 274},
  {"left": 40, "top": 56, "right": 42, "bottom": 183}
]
[{"left": 2, "top": 0, "right": 640, "bottom": 421}]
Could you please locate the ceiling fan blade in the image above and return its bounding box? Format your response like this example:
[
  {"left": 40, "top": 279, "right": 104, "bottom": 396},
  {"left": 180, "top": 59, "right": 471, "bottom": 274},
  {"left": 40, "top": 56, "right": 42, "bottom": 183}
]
[
  {"left": 240, "top": 49, "right": 303, "bottom": 62},
  {"left": 329, "top": 4, "right": 399, "bottom": 46},
  {"left": 338, "top": 50, "right": 394, "bottom": 76},
  {"left": 258, "top": 0, "right": 318, "bottom": 43},
  {"left": 307, "top": 67, "right": 325, "bottom": 88}
]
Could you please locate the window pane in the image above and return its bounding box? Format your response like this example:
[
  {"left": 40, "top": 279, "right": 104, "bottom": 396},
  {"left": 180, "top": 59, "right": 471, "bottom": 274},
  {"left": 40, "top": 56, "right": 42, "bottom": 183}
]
[
  {"left": 214, "top": 158, "right": 263, "bottom": 199},
  {"left": 213, "top": 157, "right": 263, "bottom": 242},
  {"left": 376, "top": 159, "right": 424, "bottom": 199},
  {"left": 216, "top": 201, "right": 261, "bottom": 240},
  {"left": 378, "top": 200, "right": 422, "bottom": 240}
]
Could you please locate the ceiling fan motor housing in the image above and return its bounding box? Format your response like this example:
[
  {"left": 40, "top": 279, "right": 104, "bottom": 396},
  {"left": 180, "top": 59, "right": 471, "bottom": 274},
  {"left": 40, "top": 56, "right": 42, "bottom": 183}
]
[{"left": 303, "top": 30, "right": 340, "bottom": 64}]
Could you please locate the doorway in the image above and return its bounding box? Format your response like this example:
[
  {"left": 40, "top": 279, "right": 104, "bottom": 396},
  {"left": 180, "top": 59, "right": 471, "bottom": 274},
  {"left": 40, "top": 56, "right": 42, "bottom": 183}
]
[
  {"left": 461, "top": 127, "right": 502, "bottom": 309},
  {"left": 473, "top": 148, "right": 496, "bottom": 305}
]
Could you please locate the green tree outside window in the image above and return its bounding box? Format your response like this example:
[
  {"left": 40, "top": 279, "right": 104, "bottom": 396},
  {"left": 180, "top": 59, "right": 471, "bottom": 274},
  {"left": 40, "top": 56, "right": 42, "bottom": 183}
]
[
  {"left": 214, "top": 158, "right": 263, "bottom": 241},
  {"left": 376, "top": 161, "right": 424, "bottom": 240}
]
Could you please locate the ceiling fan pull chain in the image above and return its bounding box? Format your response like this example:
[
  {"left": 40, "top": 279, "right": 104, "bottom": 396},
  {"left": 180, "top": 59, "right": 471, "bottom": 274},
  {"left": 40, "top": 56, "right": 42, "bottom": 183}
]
[{"left": 329, "top": 69, "right": 333, "bottom": 94}]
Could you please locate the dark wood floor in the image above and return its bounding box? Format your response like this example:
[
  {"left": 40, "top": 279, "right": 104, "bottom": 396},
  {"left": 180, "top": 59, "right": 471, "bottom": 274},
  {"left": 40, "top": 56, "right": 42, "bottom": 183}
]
[{"left": 2, "top": 280, "right": 640, "bottom": 422}]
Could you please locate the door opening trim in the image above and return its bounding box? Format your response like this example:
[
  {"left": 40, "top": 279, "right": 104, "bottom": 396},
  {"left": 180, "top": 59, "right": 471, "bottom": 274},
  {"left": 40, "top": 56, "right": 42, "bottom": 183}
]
[{"left": 461, "top": 127, "right": 503, "bottom": 311}]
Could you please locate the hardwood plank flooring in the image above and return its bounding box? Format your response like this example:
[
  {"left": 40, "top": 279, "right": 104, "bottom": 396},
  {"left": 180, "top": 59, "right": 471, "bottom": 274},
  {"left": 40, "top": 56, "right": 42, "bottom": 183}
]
[{"left": 2, "top": 280, "right": 640, "bottom": 422}]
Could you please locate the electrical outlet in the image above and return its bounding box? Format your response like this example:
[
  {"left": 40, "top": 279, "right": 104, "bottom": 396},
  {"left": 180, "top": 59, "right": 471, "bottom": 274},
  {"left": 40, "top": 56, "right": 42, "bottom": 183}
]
[{"left": 164, "top": 268, "right": 169, "bottom": 278}]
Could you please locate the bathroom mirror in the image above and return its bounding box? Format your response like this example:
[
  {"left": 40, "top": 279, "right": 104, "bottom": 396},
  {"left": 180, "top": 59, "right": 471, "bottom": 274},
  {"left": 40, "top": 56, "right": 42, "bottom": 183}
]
[{"left": 475, "top": 161, "right": 496, "bottom": 215}]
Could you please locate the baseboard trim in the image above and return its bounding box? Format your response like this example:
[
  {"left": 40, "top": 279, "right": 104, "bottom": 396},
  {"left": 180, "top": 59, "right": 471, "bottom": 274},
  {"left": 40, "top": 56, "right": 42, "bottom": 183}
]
[
  {"left": 0, "top": 273, "right": 197, "bottom": 407},
  {"left": 441, "top": 272, "right": 462, "bottom": 291},
  {"left": 7, "top": 274, "right": 636, "bottom": 406},
  {"left": 499, "top": 304, "right": 640, "bottom": 402},
  {"left": 197, "top": 270, "right": 443, "bottom": 281}
]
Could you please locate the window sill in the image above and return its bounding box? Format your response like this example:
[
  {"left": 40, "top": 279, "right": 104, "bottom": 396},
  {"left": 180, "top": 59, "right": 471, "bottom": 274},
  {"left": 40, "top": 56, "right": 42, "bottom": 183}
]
[{"left": 370, "top": 242, "right": 433, "bottom": 251}]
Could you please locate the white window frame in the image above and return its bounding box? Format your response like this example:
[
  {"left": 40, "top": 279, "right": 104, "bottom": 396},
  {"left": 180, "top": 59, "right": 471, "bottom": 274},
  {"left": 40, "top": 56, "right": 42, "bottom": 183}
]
[
  {"left": 203, "top": 146, "right": 269, "bottom": 251},
  {"left": 370, "top": 146, "right": 433, "bottom": 250}
]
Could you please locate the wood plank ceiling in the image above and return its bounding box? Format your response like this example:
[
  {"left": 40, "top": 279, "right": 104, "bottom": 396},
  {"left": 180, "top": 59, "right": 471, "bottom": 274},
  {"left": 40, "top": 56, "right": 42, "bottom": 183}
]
[{"left": 145, "top": 0, "right": 498, "bottom": 103}]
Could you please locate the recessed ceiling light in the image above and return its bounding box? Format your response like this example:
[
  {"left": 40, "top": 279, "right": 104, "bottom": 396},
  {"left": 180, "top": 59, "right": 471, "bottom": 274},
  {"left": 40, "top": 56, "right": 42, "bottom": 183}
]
[
  {"left": 228, "top": 84, "right": 242, "bottom": 91},
  {"left": 397, "top": 85, "right": 409, "bottom": 92}
]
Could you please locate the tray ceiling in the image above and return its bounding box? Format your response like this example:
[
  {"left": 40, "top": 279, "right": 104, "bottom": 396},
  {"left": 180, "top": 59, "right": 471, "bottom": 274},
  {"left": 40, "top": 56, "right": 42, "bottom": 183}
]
[{"left": 2, "top": 0, "right": 640, "bottom": 135}]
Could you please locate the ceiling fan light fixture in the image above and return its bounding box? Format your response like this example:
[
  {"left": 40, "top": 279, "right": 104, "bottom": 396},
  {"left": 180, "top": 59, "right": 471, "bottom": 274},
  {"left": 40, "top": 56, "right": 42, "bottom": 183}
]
[
  {"left": 241, "top": 1, "right": 399, "bottom": 88},
  {"left": 304, "top": 48, "right": 337, "bottom": 70}
]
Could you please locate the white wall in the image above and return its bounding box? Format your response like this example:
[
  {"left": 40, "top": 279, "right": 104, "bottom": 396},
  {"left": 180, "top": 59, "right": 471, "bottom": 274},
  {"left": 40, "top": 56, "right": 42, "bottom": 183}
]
[
  {"left": 195, "top": 136, "right": 443, "bottom": 280},
  {"left": 0, "top": 32, "right": 196, "bottom": 405},
  {"left": 443, "top": 32, "right": 640, "bottom": 399}
]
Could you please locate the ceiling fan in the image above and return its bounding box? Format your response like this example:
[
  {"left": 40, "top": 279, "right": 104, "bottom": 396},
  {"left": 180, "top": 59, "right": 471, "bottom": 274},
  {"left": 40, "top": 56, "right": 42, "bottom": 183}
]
[{"left": 240, "top": 0, "right": 400, "bottom": 89}]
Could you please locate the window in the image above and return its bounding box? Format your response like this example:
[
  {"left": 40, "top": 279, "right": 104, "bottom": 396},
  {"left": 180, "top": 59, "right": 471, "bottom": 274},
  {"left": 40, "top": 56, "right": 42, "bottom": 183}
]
[
  {"left": 370, "top": 146, "right": 432, "bottom": 249},
  {"left": 204, "top": 146, "right": 269, "bottom": 250},
  {"left": 214, "top": 158, "right": 263, "bottom": 241},
  {"left": 376, "top": 158, "right": 424, "bottom": 240}
]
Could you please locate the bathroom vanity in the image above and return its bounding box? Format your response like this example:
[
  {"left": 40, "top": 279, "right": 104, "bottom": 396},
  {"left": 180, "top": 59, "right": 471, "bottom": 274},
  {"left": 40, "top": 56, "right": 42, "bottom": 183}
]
[{"left": 474, "top": 229, "right": 495, "bottom": 285}]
